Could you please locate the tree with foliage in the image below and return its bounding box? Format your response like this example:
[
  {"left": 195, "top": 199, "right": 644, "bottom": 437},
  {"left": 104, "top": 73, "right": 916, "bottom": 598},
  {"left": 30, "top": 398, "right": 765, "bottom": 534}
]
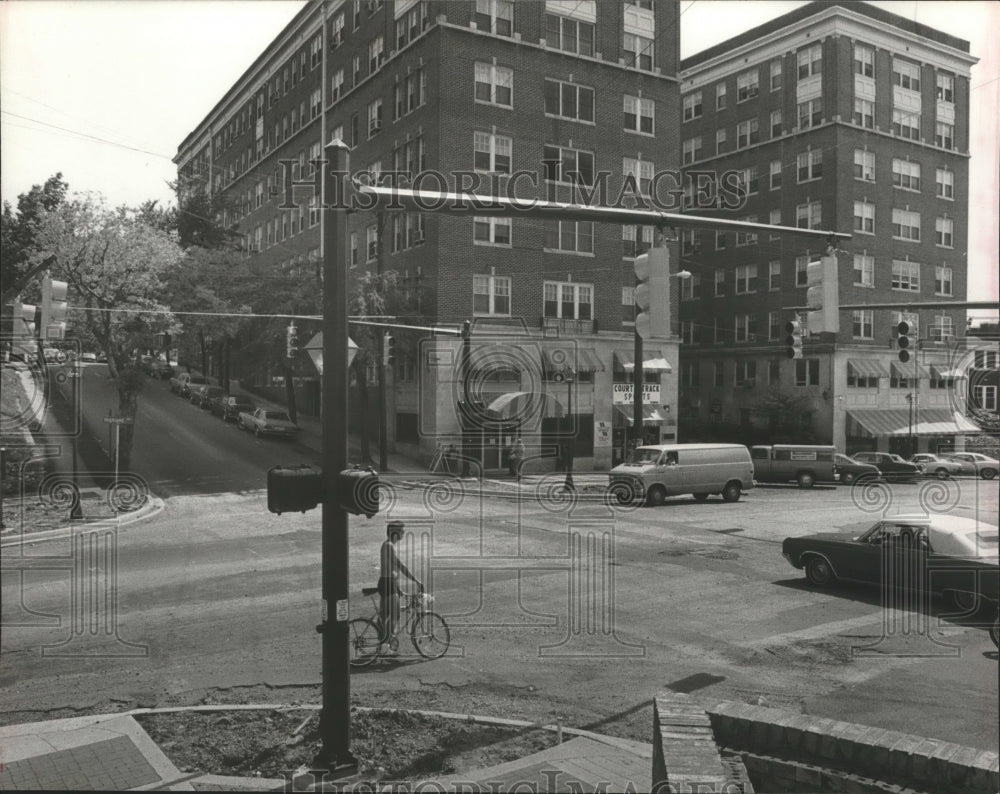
[
  {"left": 751, "top": 387, "right": 817, "bottom": 443},
  {"left": 32, "top": 194, "right": 183, "bottom": 469},
  {"left": 1, "top": 173, "right": 69, "bottom": 306}
]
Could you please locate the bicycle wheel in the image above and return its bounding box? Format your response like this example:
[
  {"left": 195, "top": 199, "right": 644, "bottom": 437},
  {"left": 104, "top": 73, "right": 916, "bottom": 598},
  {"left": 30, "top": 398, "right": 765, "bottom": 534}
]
[
  {"left": 349, "top": 618, "right": 382, "bottom": 667},
  {"left": 411, "top": 611, "right": 450, "bottom": 659}
]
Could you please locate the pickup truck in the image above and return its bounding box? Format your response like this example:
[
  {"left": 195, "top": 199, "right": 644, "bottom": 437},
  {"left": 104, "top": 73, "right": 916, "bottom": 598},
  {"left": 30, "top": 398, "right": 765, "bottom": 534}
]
[
  {"left": 238, "top": 407, "right": 300, "bottom": 438},
  {"left": 170, "top": 372, "right": 209, "bottom": 398}
]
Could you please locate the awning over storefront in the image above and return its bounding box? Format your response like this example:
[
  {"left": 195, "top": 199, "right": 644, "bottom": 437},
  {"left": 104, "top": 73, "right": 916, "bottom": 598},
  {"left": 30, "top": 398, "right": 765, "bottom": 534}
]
[
  {"left": 613, "top": 404, "right": 666, "bottom": 425},
  {"left": 540, "top": 345, "right": 604, "bottom": 373},
  {"left": 614, "top": 350, "right": 672, "bottom": 372},
  {"left": 848, "top": 359, "right": 890, "bottom": 379},
  {"left": 846, "top": 408, "right": 981, "bottom": 437},
  {"left": 930, "top": 364, "right": 966, "bottom": 379},
  {"left": 487, "top": 391, "right": 566, "bottom": 416},
  {"left": 891, "top": 361, "right": 931, "bottom": 379}
]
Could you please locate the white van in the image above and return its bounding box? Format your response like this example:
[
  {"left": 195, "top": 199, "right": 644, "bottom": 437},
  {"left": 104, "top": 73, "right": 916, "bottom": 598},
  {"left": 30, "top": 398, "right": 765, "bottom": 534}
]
[{"left": 608, "top": 443, "right": 754, "bottom": 506}]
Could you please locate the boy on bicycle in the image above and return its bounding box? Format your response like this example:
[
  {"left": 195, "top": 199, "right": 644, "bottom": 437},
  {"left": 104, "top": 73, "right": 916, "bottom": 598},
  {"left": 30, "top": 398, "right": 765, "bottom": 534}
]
[{"left": 379, "top": 521, "right": 423, "bottom": 648}]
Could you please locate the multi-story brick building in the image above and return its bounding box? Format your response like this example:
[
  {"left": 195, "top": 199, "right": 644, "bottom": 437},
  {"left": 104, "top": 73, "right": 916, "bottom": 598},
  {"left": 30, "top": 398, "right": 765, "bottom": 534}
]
[
  {"left": 175, "top": 0, "right": 683, "bottom": 471},
  {"left": 677, "top": 1, "right": 980, "bottom": 454}
]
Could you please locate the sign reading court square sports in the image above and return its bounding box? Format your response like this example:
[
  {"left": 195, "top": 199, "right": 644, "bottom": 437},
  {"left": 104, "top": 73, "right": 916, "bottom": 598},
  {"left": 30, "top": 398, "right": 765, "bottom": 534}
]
[{"left": 611, "top": 383, "right": 661, "bottom": 405}]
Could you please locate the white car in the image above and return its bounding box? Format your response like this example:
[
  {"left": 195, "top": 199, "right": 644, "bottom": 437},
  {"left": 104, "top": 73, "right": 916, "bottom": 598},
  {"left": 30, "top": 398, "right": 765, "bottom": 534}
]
[
  {"left": 943, "top": 452, "right": 999, "bottom": 480},
  {"left": 909, "top": 453, "right": 966, "bottom": 479}
]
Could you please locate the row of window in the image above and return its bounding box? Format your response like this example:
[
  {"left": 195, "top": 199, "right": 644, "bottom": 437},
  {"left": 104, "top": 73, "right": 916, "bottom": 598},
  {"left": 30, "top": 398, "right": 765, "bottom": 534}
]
[
  {"left": 852, "top": 203, "right": 955, "bottom": 247},
  {"left": 681, "top": 358, "right": 820, "bottom": 389}
]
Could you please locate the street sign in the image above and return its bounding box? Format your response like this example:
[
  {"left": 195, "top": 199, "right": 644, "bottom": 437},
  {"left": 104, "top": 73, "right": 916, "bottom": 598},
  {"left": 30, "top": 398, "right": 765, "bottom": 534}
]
[{"left": 103, "top": 416, "right": 133, "bottom": 425}]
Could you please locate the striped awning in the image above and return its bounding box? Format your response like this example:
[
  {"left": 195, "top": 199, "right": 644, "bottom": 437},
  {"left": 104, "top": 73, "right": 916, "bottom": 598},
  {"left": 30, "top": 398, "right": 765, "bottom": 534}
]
[
  {"left": 614, "top": 404, "right": 667, "bottom": 425},
  {"left": 846, "top": 409, "right": 981, "bottom": 437},
  {"left": 614, "top": 350, "right": 672, "bottom": 372},
  {"left": 891, "top": 361, "right": 931, "bottom": 379},
  {"left": 848, "top": 359, "right": 890, "bottom": 379},
  {"left": 541, "top": 345, "right": 604, "bottom": 373},
  {"left": 930, "top": 364, "right": 966, "bottom": 379}
]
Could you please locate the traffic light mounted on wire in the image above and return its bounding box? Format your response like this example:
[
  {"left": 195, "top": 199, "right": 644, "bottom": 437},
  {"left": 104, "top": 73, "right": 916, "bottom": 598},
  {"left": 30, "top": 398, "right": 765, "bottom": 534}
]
[
  {"left": 785, "top": 318, "right": 804, "bottom": 359},
  {"left": 382, "top": 332, "right": 395, "bottom": 366},
  {"left": 40, "top": 277, "right": 69, "bottom": 340},
  {"left": 896, "top": 321, "right": 912, "bottom": 363},
  {"left": 805, "top": 255, "right": 840, "bottom": 334},
  {"left": 633, "top": 246, "right": 670, "bottom": 340},
  {"left": 286, "top": 322, "right": 298, "bottom": 358}
]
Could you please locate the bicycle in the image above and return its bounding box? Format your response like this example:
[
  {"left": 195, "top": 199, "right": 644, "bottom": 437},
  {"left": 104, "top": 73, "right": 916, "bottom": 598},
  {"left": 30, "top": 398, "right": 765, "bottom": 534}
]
[{"left": 349, "top": 587, "right": 450, "bottom": 667}]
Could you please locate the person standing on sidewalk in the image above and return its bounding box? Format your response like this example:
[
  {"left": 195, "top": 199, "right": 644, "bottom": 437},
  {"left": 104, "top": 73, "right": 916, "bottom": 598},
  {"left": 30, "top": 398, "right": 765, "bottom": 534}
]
[
  {"left": 379, "top": 521, "right": 423, "bottom": 647},
  {"left": 508, "top": 436, "right": 526, "bottom": 479}
]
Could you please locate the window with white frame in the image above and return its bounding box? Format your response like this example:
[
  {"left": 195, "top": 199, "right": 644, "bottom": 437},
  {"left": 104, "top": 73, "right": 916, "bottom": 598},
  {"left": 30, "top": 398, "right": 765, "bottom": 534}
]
[
  {"left": 367, "top": 97, "right": 383, "bottom": 136},
  {"left": 714, "top": 270, "right": 726, "bottom": 297},
  {"left": 936, "top": 72, "right": 954, "bottom": 102},
  {"left": 734, "top": 314, "right": 757, "bottom": 343},
  {"left": 736, "top": 118, "right": 759, "bottom": 148},
  {"left": 853, "top": 201, "right": 875, "bottom": 234},
  {"left": 892, "top": 109, "right": 920, "bottom": 140},
  {"left": 473, "top": 274, "right": 511, "bottom": 315},
  {"left": 544, "top": 79, "right": 595, "bottom": 122},
  {"left": 852, "top": 310, "right": 874, "bottom": 339},
  {"left": 624, "top": 32, "right": 654, "bottom": 71},
  {"left": 854, "top": 43, "right": 874, "bottom": 77},
  {"left": 891, "top": 260, "right": 920, "bottom": 291},
  {"left": 735, "top": 264, "right": 757, "bottom": 293},
  {"left": 894, "top": 59, "right": 920, "bottom": 91},
  {"left": 770, "top": 59, "right": 782, "bottom": 90},
  {"left": 737, "top": 69, "right": 759, "bottom": 102},
  {"left": 474, "top": 215, "right": 511, "bottom": 246},
  {"left": 716, "top": 83, "right": 727, "bottom": 110},
  {"left": 930, "top": 315, "right": 954, "bottom": 341},
  {"left": 396, "top": 1, "right": 429, "bottom": 47},
  {"left": 854, "top": 98, "right": 874, "bottom": 129},
  {"left": 796, "top": 358, "right": 820, "bottom": 386},
  {"left": 544, "top": 281, "right": 592, "bottom": 320},
  {"left": 680, "top": 274, "right": 700, "bottom": 301},
  {"left": 543, "top": 144, "right": 595, "bottom": 186},
  {"left": 936, "top": 168, "right": 954, "bottom": 199},
  {"left": 892, "top": 159, "right": 921, "bottom": 191},
  {"left": 892, "top": 209, "right": 921, "bottom": 241},
  {"left": 736, "top": 216, "right": 757, "bottom": 246},
  {"left": 404, "top": 69, "right": 425, "bottom": 114},
  {"left": 797, "top": 149, "right": 822, "bottom": 182},
  {"left": 331, "top": 11, "right": 345, "bottom": 46},
  {"left": 622, "top": 225, "right": 653, "bottom": 258},
  {"left": 935, "top": 217, "right": 954, "bottom": 247},
  {"left": 681, "top": 320, "right": 695, "bottom": 344},
  {"left": 475, "top": 0, "right": 514, "bottom": 36},
  {"left": 795, "top": 255, "right": 810, "bottom": 286},
  {"left": 798, "top": 99, "right": 822, "bottom": 129},
  {"left": 682, "top": 361, "right": 698, "bottom": 387},
  {"left": 681, "top": 229, "right": 697, "bottom": 255},
  {"left": 974, "top": 350, "right": 999, "bottom": 368},
  {"left": 847, "top": 363, "right": 879, "bottom": 389},
  {"left": 797, "top": 201, "right": 821, "bottom": 230},
  {"left": 974, "top": 386, "right": 998, "bottom": 412},
  {"left": 624, "top": 94, "right": 654, "bottom": 134},
  {"left": 474, "top": 132, "right": 512, "bottom": 173},
  {"left": 392, "top": 213, "right": 425, "bottom": 252},
  {"left": 369, "top": 34, "right": 384, "bottom": 72},
  {"left": 682, "top": 136, "right": 702, "bottom": 164},
  {"left": 353, "top": 55, "right": 361, "bottom": 86},
  {"left": 475, "top": 62, "right": 513, "bottom": 106},
  {"left": 310, "top": 88, "right": 321, "bottom": 119},
  {"left": 735, "top": 360, "right": 757, "bottom": 386},
  {"left": 545, "top": 5, "right": 595, "bottom": 56},
  {"left": 623, "top": 157, "right": 654, "bottom": 195},
  {"left": 739, "top": 166, "right": 759, "bottom": 195},
  {"left": 853, "top": 254, "right": 874, "bottom": 287},
  {"left": 770, "top": 109, "right": 782, "bottom": 137},
  {"left": 935, "top": 122, "right": 954, "bottom": 149},
  {"left": 716, "top": 128, "right": 726, "bottom": 154},
  {"left": 854, "top": 149, "right": 875, "bottom": 181},
  {"left": 366, "top": 223, "right": 379, "bottom": 261},
  {"left": 768, "top": 260, "right": 781, "bottom": 290},
  {"left": 545, "top": 220, "right": 594, "bottom": 254},
  {"left": 935, "top": 265, "right": 953, "bottom": 295},
  {"left": 682, "top": 91, "right": 702, "bottom": 121},
  {"left": 769, "top": 160, "right": 782, "bottom": 190},
  {"left": 622, "top": 285, "right": 635, "bottom": 324},
  {"left": 797, "top": 44, "right": 822, "bottom": 79},
  {"left": 769, "top": 311, "right": 782, "bottom": 340},
  {"left": 331, "top": 69, "right": 345, "bottom": 101}
]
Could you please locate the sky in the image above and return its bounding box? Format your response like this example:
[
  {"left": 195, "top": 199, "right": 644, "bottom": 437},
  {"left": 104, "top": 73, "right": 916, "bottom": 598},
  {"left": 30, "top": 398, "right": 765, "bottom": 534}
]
[{"left": 1, "top": 1, "right": 997, "bottom": 307}]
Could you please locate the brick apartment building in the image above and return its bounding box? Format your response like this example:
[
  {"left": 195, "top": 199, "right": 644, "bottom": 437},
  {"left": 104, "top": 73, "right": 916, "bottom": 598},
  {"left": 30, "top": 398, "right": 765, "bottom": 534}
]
[
  {"left": 676, "top": 1, "right": 981, "bottom": 454},
  {"left": 174, "top": 0, "right": 685, "bottom": 471}
]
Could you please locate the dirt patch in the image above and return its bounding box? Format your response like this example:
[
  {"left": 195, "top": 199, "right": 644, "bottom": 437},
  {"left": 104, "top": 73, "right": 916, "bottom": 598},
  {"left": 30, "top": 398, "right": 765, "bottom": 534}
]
[
  {"left": 1, "top": 491, "right": 140, "bottom": 536},
  {"left": 136, "top": 707, "right": 558, "bottom": 782}
]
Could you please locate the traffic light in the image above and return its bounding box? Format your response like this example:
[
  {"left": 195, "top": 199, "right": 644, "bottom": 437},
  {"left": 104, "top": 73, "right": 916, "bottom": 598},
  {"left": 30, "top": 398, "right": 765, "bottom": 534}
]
[
  {"left": 804, "top": 255, "right": 840, "bottom": 334},
  {"left": 336, "top": 466, "right": 380, "bottom": 517},
  {"left": 634, "top": 246, "right": 670, "bottom": 340},
  {"left": 286, "top": 321, "right": 298, "bottom": 358},
  {"left": 785, "top": 318, "right": 804, "bottom": 359},
  {"left": 267, "top": 464, "right": 322, "bottom": 514},
  {"left": 382, "top": 331, "right": 395, "bottom": 366},
  {"left": 41, "top": 277, "right": 69, "bottom": 340},
  {"left": 896, "top": 321, "right": 912, "bottom": 363}
]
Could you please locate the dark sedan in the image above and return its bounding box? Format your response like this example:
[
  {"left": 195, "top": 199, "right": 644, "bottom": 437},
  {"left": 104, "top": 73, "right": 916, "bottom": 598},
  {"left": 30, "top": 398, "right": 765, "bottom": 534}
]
[
  {"left": 190, "top": 384, "right": 226, "bottom": 408},
  {"left": 833, "top": 453, "right": 880, "bottom": 485},
  {"left": 851, "top": 451, "right": 922, "bottom": 481},
  {"left": 783, "top": 514, "right": 999, "bottom": 612},
  {"left": 209, "top": 393, "right": 255, "bottom": 422}
]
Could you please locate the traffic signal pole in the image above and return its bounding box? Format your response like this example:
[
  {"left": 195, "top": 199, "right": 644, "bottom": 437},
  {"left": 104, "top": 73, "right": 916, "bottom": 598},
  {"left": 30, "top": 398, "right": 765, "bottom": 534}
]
[{"left": 315, "top": 138, "right": 355, "bottom": 775}]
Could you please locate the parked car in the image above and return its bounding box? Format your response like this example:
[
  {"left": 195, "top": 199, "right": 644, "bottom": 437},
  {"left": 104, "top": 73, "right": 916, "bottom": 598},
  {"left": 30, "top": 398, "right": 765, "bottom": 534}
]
[
  {"left": 237, "top": 407, "right": 301, "bottom": 438},
  {"left": 190, "top": 384, "right": 226, "bottom": 408},
  {"left": 80, "top": 352, "right": 98, "bottom": 364},
  {"left": 782, "top": 514, "right": 998, "bottom": 613},
  {"left": 833, "top": 453, "right": 880, "bottom": 485},
  {"left": 938, "top": 454, "right": 979, "bottom": 477},
  {"left": 941, "top": 452, "right": 999, "bottom": 480},
  {"left": 209, "top": 393, "right": 256, "bottom": 422},
  {"left": 908, "top": 453, "right": 966, "bottom": 479},
  {"left": 149, "top": 360, "right": 174, "bottom": 380},
  {"left": 608, "top": 443, "right": 754, "bottom": 505},
  {"left": 850, "top": 452, "right": 922, "bottom": 481},
  {"left": 170, "top": 372, "right": 209, "bottom": 398},
  {"left": 750, "top": 445, "right": 836, "bottom": 488}
]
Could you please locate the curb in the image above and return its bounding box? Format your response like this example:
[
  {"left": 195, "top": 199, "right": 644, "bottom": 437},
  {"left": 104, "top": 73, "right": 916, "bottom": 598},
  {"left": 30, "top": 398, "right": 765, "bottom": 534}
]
[{"left": 0, "top": 494, "right": 165, "bottom": 549}]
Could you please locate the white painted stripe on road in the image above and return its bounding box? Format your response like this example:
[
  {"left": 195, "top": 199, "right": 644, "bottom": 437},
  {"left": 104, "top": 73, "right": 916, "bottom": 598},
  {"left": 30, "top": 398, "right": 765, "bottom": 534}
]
[{"left": 743, "top": 610, "right": 888, "bottom": 647}]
